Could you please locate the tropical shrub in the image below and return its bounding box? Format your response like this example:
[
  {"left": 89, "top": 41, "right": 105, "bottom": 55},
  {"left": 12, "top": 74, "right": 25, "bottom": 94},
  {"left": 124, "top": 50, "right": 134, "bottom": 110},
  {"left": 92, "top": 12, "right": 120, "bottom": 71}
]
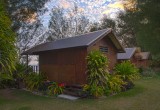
[
  {"left": 105, "top": 74, "right": 125, "bottom": 95},
  {"left": 84, "top": 51, "right": 109, "bottom": 97},
  {"left": 0, "top": 0, "right": 17, "bottom": 73},
  {"left": 48, "top": 82, "right": 65, "bottom": 96},
  {"left": 0, "top": 73, "right": 14, "bottom": 89},
  {"left": 114, "top": 61, "right": 140, "bottom": 89},
  {"left": 86, "top": 51, "right": 109, "bottom": 87},
  {"left": 83, "top": 83, "right": 104, "bottom": 98},
  {"left": 24, "top": 72, "right": 46, "bottom": 91},
  {"left": 12, "top": 63, "right": 32, "bottom": 88}
]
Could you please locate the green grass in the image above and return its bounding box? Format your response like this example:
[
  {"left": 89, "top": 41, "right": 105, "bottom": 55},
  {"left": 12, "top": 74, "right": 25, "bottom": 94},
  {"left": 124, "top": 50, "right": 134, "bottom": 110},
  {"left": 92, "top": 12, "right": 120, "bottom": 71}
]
[{"left": 0, "top": 76, "right": 160, "bottom": 110}]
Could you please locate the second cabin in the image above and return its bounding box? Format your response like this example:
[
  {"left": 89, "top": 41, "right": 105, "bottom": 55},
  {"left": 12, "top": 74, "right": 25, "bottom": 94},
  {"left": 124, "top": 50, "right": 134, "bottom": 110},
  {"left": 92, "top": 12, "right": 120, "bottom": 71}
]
[{"left": 117, "top": 47, "right": 151, "bottom": 68}]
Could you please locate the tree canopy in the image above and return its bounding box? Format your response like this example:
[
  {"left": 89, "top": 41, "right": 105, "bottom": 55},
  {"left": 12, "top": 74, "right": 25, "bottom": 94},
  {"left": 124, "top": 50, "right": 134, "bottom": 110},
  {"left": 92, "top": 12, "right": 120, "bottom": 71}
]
[{"left": 119, "top": 0, "right": 160, "bottom": 54}]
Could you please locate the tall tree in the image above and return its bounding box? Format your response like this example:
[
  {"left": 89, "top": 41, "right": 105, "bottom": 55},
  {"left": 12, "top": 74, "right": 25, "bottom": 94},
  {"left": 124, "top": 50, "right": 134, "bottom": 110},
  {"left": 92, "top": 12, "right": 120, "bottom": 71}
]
[
  {"left": 0, "top": 0, "right": 16, "bottom": 72},
  {"left": 7, "top": 0, "right": 49, "bottom": 60},
  {"left": 119, "top": 0, "right": 160, "bottom": 54},
  {"left": 7, "top": 0, "right": 49, "bottom": 31},
  {"left": 48, "top": 6, "right": 90, "bottom": 41}
]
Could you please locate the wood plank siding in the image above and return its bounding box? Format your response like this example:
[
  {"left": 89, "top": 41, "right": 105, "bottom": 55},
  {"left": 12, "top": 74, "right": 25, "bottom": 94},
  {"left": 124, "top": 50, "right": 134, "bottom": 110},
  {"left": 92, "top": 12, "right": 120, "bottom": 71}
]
[{"left": 39, "top": 47, "right": 87, "bottom": 85}]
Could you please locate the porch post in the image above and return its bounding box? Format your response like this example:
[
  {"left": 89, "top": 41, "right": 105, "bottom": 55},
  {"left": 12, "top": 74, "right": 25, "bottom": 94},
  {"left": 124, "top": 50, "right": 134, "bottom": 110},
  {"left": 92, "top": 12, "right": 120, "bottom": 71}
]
[{"left": 26, "top": 54, "right": 29, "bottom": 73}]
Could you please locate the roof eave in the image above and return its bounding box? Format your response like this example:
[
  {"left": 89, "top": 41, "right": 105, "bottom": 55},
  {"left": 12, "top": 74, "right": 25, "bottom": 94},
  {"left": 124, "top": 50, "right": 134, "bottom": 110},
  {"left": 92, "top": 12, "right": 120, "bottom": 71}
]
[{"left": 21, "top": 45, "right": 88, "bottom": 55}]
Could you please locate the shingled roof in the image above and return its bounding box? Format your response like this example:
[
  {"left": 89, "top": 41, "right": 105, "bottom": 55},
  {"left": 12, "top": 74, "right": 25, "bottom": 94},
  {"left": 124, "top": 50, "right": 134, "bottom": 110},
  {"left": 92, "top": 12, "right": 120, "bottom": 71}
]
[
  {"left": 22, "top": 29, "right": 124, "bottom": 55},
  {"left": 117, "top": 48, "right": 136, "bottom": 60}
]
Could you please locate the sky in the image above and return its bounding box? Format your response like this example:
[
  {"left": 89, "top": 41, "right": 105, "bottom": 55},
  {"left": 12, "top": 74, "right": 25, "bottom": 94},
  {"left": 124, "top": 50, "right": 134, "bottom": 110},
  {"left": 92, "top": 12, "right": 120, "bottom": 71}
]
[{"left": 40, "top": 0, "right": 130, "bottom": 27}]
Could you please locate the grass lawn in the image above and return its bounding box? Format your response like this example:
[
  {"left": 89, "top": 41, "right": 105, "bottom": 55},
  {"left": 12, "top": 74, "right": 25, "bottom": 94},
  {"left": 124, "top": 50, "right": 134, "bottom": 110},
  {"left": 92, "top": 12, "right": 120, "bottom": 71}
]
[{"left": 0, "top": 76, "right": 160, "bottom": 110}]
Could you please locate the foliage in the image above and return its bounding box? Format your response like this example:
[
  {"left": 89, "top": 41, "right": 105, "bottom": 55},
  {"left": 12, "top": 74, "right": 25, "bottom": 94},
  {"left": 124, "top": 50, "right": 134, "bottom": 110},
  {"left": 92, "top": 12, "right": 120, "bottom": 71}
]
[
  {"left": 24, "top": 72, "right": 46, "bottom": 91},
  {"left": 86, "top": 51, "right": 109, "bottom": 87},
  {"left": 90, "top": 16, "right": 137, "bottom": 47},
  {"left": 1, "top": 78, "right": 160, "bottom": 110},
  {"left": 105, "top": 74, "right": 125, "bottom": 95},
  {"left": 48, "top": 82, "right": 65, "bottom": 96},
  {"left": 7, "top": 0, "right": 49, "bottom": 30},
  {"left": 151, "top": 54, "right": 160, "bottom": 67},
  {"left": 84, "top": 51, "right": 109, "bottom": 97},
  {"left": 118, "top": 0, "right": 160, "bottom": 54},
  {"left": 141, "top": 68, "right": 156, "bottom": 78},
  {"left": 114, "top": 61, "right": 140, "bottom": 84},
  {"left": 12, "top": 63, "right": 33, "bottom": 88},
  {"left": 83, "top": 83, "right": 104, "bottom": 98},
  {"left": 0, "top": 0, "right": 17, "bottom": 73},
  {"left": 6, "top": 0, "right": 49, "bottom": 61},
  {"left": 0, "top": 73, "right": 14, "bottom": 89}
]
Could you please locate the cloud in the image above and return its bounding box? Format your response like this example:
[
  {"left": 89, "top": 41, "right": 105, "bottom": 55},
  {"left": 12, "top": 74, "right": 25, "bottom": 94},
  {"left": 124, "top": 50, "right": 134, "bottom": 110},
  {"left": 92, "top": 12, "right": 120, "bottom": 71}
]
[
  {"left": 41, "top": 0, "right": 129, "bottom": 26},
  {"left": 108, "top": 1, "right": 124, "bottom": 10},
  {"left": 59, "top": 0, "right": 72, "bottom": 9}
]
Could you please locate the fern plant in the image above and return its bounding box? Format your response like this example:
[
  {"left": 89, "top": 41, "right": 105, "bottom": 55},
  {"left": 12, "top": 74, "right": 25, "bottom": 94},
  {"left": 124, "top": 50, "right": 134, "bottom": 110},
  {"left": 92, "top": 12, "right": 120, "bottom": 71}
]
[
  {"left": 0, "top": 73, "right": 14, "bottom": 88},
  {"left": 24, "top": 72, "right": 46, "bottom": 91}
]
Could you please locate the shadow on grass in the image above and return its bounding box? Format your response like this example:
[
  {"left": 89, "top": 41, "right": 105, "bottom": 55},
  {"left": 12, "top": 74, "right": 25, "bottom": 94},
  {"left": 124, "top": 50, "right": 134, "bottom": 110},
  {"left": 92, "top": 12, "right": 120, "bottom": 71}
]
[
  {"left": 12, "top": 89, "right": 54, "bottom": 101},
  {"left": 18, "top": 106, "right": 31, "bottom": 110},
  {"left": 111, "top": 84, "right": 145, "bottom": 99}
]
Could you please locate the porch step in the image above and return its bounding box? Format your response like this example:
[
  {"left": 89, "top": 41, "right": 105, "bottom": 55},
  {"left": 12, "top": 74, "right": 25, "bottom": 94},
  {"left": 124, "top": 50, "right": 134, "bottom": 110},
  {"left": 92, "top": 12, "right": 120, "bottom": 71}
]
[
  {"left": 58, "top": 94, "right": 79, "bottom": 100},
  {"left": 64, "top": 85, "right": 87, "bottom": 98}
]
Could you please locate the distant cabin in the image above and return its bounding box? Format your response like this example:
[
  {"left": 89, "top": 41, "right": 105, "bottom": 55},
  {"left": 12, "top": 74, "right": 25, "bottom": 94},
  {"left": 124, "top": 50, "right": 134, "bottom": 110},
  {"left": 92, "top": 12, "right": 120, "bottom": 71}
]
[
  {"left": 117, "top": 48, "right": 151, "bottom": 68},
  {"left": 22, "top": 29, "right": 124, "bottom": 85}
]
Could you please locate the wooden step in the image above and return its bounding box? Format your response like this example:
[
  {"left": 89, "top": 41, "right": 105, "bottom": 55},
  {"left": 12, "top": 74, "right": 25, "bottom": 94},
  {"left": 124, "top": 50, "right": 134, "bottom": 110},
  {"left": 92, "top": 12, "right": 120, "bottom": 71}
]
[{"left": 63, "top": 86, "right": 87, "bottom": 98}]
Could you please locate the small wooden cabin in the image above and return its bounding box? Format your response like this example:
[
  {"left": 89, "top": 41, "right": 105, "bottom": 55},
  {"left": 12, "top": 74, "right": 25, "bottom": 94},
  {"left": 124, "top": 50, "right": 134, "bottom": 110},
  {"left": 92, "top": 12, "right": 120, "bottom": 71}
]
[
  {"left": 117, "top": 48, "right": 151, "bottom": 68},
  {"left": 23, "top": 29, "right": 124, "bottom": 85}
]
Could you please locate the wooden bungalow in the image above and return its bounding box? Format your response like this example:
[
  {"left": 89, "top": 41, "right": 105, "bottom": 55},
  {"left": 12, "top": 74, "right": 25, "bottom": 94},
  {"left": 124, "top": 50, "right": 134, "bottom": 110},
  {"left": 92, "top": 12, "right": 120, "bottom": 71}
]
[
  {"left": 22, "top": 29, "right": 125, "bottom": 85},
  {"left": 117, "top": 48, "right": 151, "bottom": 68}
]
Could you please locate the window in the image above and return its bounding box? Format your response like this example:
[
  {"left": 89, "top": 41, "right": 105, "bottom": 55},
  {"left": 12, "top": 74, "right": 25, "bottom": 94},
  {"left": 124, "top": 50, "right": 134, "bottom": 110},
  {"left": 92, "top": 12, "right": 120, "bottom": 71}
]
[{"left": 99, "top": 46, "right": 108, "bottom": 53}]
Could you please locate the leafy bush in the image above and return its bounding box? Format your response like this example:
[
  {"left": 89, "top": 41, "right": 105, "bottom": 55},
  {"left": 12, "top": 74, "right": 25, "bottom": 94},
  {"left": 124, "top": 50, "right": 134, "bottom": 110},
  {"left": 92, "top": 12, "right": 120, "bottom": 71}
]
[
  {"left": 86, "top": 51, "right": 109, "bottom": 87},
  {"left": 12, "top": 63, "right": 31, "bottom": 88},
  {"left": 0, "top": 73, "right": 14, "bottom": 89},
  {"left": 114, "top": 61, "right": 140, "bottom": 89},
  {"left": 24, "top": 72, "right": 46, "bottom": 91},
  {"left": 48, "top": 82, "right": 65, "bottom": 96},
  {"left": 83, "top": 83, "right": 104, "bottom": 98},
  {"left": 105, "top": 74, "right": 125, "bottom": 95},
  {"left": 84, "top": 51, "right": 109, "bottom": 97}
]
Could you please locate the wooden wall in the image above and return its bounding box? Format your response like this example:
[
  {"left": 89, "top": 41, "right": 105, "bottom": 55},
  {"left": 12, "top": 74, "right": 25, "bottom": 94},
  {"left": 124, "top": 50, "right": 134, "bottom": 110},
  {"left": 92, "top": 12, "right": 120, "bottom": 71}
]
[
  {"left": 130, "top": 57, "right": 150, "bottom": 68},
  {"left": 39, "top": 47, "right": 87, "bottom": 85},
  {"left": 87, "top": 36, "right": 118, "bottom": 71}
]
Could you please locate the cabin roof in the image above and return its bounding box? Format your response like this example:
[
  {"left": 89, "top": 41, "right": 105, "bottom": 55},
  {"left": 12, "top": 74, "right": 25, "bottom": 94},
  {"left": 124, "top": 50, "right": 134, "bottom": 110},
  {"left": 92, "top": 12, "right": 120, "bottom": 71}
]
[
  {"left": 117, "top": 48, "right": 136, "bottom": 60},
  {"left": 140, "top": 52, "right": 150, "bottom": 60},
  {"left": 22, "top": 29, "right": 125, "bottom": 55}
]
